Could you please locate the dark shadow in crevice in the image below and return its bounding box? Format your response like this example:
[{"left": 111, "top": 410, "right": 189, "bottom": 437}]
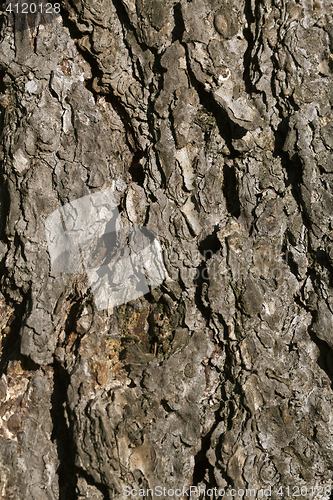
[
  {"left": 0, "top": 178, "right": 37, "bottom": 375},
  {"left": 273, "top": 119, "right": 300, "bottom": 188},
  {"left": 273, "top": 118, "right": 309, "bottom": 225},
  {"left": 308, "top": 330, "right": 333, "bottom": 390},
  {"left": 281, "top": 234, "right": 299, "bottom": 279},
  {"left": 193, "top": 230, "right": 223, "bottom": 326},
  {"left": 64, "top": 300, "right": 81, "bottom": 337},
  {"left": 198, "top": 226, "right": 221, "bottom": 258},
  {"left": 191, "top": 316, "right": 236, "bottom": 488},
  {"left": 0, "top": 69, "right": 7, "bottom": 141},
  {"left": 51, "top": 359, "right": 112, "bottom": 499},
  {"left": 177, "top": 39, "right": 246, "bottom": 216},
  {"left": 145, "top": 47, "right": 169, "bottom": 189},
  {"left": 172, "top": 2, "right": 185, "bottom": 43},
  {"left": 223, "top": 162, "right": 241, "bottom": 218},
  {"left": 192, "top": 412, "right": 220, "bottom": 487},
  {"left": 0, "top": 287, "right": 36, "bottom": 374},
  {"left": 75, "top": 467, "right": 111, "bottom": 500},
  {"left": 0, "top": 170, "right": 10, "bottom": 245},
  {"left": 129, "top": 151, "right": 145, "bottom": 186},
  {"left": 110, "top": 0, "right": 150, "bottom": 53},
  {"left": 193, "top": 261, "right": 211, "bottom": 332},
  {"left": 51, "top": 360, "right": 77, "bottom": 500},
  {"left": 313, "top": 250, "right": 333, "bottom": 288},
  {"left": 59, "top": 2, "right": 90, "bottom": 40},
  {"left": 243, "top": 0, "right": 256, "bottom": 95},
  {"left": 295, "top": 294, "right": 333, "bottom": 389}
]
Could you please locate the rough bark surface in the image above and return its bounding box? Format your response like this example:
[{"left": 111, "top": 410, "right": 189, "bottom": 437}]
[{"left": 0, "top": 0, "right": 333, "bottom": 498}]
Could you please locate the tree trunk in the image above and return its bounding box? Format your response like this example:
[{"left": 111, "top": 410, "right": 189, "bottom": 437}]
[{"left": 0, "top": 0, "right": 333, "bottom": 498}]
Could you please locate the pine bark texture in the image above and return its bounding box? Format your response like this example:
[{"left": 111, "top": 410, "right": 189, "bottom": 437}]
[{"left": 0, "top": 0, "right": 333, "bottom": 498}]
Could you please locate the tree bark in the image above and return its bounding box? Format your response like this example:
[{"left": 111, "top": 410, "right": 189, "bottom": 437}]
[{"left": 0, "top": 0, "right": 333, "bottom": 498}]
